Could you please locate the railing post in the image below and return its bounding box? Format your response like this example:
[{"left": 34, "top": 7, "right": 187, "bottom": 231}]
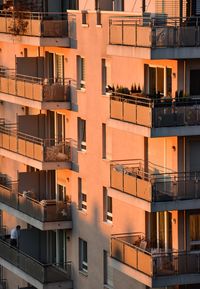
[
  {"left": 122, "top": 167, "right": 125, "bottom": 193},
  {"left": 43, "top": 140, "right": 45, "bottom": 161},
  {"left": 122, "top": 20, "right": 124, "bottom": 45},
  {"left": 122, "top": 242, "right": 125, "bottom": 264},
  {"left": 135, "top": 20, "right": 137, "bottom": 47},
  {"left": 109, "top": 19, "right": 111, "bottom": 44},
  {"left": 122, "top": 98, "right": 124, "bottom": 121},
  {"left": 195, "top": 17, "right": 198, "bottom": 47},
  {"left": 152, "top": 19, "right": 155, "bottom": 48},
  {"left": 152, "top": 102, "right": 154, "bottom": 128}
]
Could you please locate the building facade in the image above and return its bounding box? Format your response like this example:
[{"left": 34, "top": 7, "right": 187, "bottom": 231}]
[{"left": 0, "top": 0, "right": 200, "bottom": 289}]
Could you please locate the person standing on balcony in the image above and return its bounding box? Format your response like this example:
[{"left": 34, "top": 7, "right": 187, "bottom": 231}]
[{"left": 10, "top": 225, "right": 21, "bottom": 248}]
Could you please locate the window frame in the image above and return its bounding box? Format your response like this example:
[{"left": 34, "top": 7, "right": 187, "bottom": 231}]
[{"left": 79, "top": 238, "right": 88, "bottom": 273}]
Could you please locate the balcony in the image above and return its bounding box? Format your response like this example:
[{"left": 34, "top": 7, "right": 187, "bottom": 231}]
[
  {"left": 108, "top": 16, "right": 200, "bottom": 59},
  {"left": 109, "top": 160, "right": 200, "bottom": 212},
  {"left": 0, "top": 121, "right": 72, "bottom": 170},
  {"left": 0, "top": 11, "right": 73, "bottom": 47},
  {"left": 111, "top": 233, "right": 200, "bottom": 287},
  {"left": 0, "top": 180, "right": 72, "bottom": 230},
  {"left": 109, "top": 93, "right": 200, "bottom": 137},
  {"left": 0, "top": 237, "right": 72, "bottom": 289},
  {"left": 0, "top": 70, "right": 71, "bottom": 110}
]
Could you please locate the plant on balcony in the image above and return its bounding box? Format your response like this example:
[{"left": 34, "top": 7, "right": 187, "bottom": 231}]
[
  {"left": 175, "top": 90, "right": 192, "bottom": 106},
  {"left": 131, "top": 83, "right": 137, "bottom": 93},
  {"left": 7, "top": 2, "right": 31, "bottom": 35},
  {"left": 106, "top": 85, "right": 115, "bottom": 94},
  {"left": 137, "top": 84, "right": 142, "bottom": 93},
  {"left": 116, "top": 86, "right": 130, "bottom": 95},
  {"left": 8, "top": 11, "right": 28, "bottom": 35}
]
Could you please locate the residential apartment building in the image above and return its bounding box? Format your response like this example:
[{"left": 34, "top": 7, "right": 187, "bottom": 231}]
[{"left": 0, "top": 0, "right": 200, "bottom": 289}]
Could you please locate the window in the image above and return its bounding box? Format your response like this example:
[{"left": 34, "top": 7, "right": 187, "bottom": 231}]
[
  {"left": 102, "top": 59, "right": 107, "bottom": 95},
  {"left": 96, "top": 10, "right": 101, "bottom": 25},
  {"left": 148, "top": 66, "right": 172, "bottom": 97},
  {"left": 107, "top": 196, "right": 113, "bottom": 222},
  {"left": 55, "top": 54, "right": 64, "bottom": 83},
  {"left": 114, "top": 0, "right": 124, "bottom": 11},
  {"left": 103, "top": 250, "right": 113, "bottom": 287},
  {"left": 147, "top": 212, "right": 172, "bottom": 250},
  {"left": 55, "top": 112, "right": 66, "bottom": 142},
  {"left": 102, "top": 123, "right": 106, "bottom": 159},
  {"left": 77, "top": 56, "right": 86, "bottom": 89},
  {"left": 82, "top": 10, "right": 88, "bottom": 25},
  {"left": 79, "top": 239, "right": 88, "bottom": 273},
  {"left": 103, "top": 187, "right": 113, "bottom": 223},
  {"left": 57, "top": 184, "right": 66, "bottom": 202},
  {"left": 78, "top": 118, "right": 86, "bottom": 151},
  {"left": 190, "top": 70, "right": 200, "bottom": 95},
  {"left": 190, "top": 213, "right": 200, "bottom": 250},
  {"left": 78, "top": 177, "right": 87, "bottom": 211}
]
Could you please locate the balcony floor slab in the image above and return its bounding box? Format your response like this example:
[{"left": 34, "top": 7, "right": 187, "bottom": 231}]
[
  {"left": 108, "top": 188, "right": 200, "bottom": 212},
  {"left": 0, "top": 202, "right": 72, "bottom": 230},
  {"left": 0, "top": 92, "right": 71, "bottom": 110},
  {"left": 111, "top": 258, "right": 200, "bottom": 288},
  {"left": 108, "top": 119, "right": 200, "bottom": 137},
  {"left": 0, "top": 148, "right": 72, "bottom": 170},
  {"left": 107, "top": 45, "right": 200, "bottom": 60},
  {"left": 0, "top": 257, "right": 73, "bottom": 289},
  {"left": 0, "top": 33, "right": 70, "bottom": 47}
]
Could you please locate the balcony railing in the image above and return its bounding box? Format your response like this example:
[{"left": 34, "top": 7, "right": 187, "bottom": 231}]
[
  {"left": 109, "top": 16, "right": 200, "bottom": 48},
  {"left": 111, "top": 233, "right": 200, "bottom": 277},
  {"left": 0, "top": 11, "right": 70, "bottom": 37},
  {"left": 0, "top": 182, "right": 71, "bottom": 223},
  {"left": 0, "top": 70, "right": 71, "bottom": 103},
  {"left": 111, "top": 160, "right": 200, "bottom": 202},
  {"left": 0, "top": 238, "right": 71, "bottom": 283},
  {"left": 110, "top": 93, "right": 200, "bottom": 128},
  {"left": 0, "top": 122, "right": 71, "bottom": 163}
]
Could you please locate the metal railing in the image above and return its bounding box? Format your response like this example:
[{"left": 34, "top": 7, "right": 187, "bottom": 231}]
[
  {"left": 109, "top": 16, "right": 200, "bottom": 48},
  {"left": 0, "top": 70, "right": 71, "bottom": 103},
  {"left": 111, "top": 160, "right": 200, "bottom": 202},
  {"left": 0, "top": 238, "right": 71, "bottom": 283},
  {"left": 0, "top": 121, "right": 72, "bottom": 163},
  {"left": 0, "top": 11, "right": 71, "bottom": 37},
  {"left": 110, "top": 92, "right": 200, "bottom": 128},
  {"left": 111, "top": 233, "right": 200, "bottom": 277},
  {"left": 0, "top": 182, "right": 71, "bottom": 223},
  {"left": 0, "top": 280, "right": 7, "bottom": 289}
]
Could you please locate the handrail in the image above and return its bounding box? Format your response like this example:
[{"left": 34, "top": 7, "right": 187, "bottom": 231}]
[
  {"left": 0, "top": 70, "right": 72, "bottom": 85},
  {"left": 111, "top": 92, "right": 200, "bottom": 108},
  {"left": 111, "top": 161, "right": 200, "bottom": 181},
  {"left": 0, "top": 10, "right": 70, "bottom": 20}
]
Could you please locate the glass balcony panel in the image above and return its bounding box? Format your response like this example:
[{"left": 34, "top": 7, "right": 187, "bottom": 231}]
[
  {"left": 110, "top": 93, "right": 200, "bottom": 128},
  {"left": 0, "top": 181, "right": 71, "bottom": 223},
  {"left": 111, "top": 161, "right": 200, "bottom": 203},
  {"left": 0, "top": 238, "right": 71, "bottom": 283},
  {"left": 109, "top": 16, "right": 200, "bottom": 49},
  {"left": 0, "top": 122, "right": 72, "bottom": 163},
  {"left": 111, "top": 234, "right": 200, "bottom": 278}
]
